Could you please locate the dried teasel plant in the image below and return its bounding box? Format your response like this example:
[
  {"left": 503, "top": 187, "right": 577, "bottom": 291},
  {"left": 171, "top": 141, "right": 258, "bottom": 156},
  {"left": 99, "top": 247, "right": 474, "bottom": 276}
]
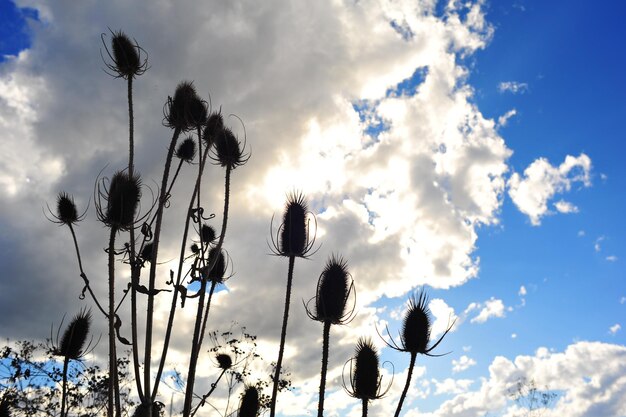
[
  {"left": 304, "top": 255, "right": 356, "bottom": 417},
  {"left": 101, "top": 29, "right": 148, "bottom": 80}
]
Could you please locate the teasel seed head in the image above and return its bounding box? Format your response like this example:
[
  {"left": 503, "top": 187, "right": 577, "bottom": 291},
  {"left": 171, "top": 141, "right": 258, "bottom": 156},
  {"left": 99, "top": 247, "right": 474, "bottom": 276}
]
[
  {"left": 306, "top": 255, "right": 355, "bottom": 324},
  {"left": 351, "top": 338, "right": 380, "bottom": 400},
  {"left": 101, "top": 29, "right": 148, "bottom": 79},
  {"left": 131, "top": 402, "right": 164, "bottom": 417},
  {"left": 272, "top": 192, "right": 316, "bottom": 258},
  {"left": 201, "top": 224, "right": 217, "bottom": 245},
  {"left": 165, "top": 81, "right": 202, "bottom": 131},
  {"left": 96, "top": 171, "right": 142, "bottom": 231},
  {"left": 216, "top": 353, "right": 233, "bottom": 370},
  {"left": 381, "top": 289, "right": 454, "bottom": 356},
  {"left": 212, "top": 127, "right": 248, "bottom": 170},
  {"left": 203, "top": 111, "right": 224, "bottom": 147},
  {"left": 204, "top": 247, "right": 226, "bottom": 283},
  {"left": 140, "top": 242, "right": 155, "bottom": 264},
  {"left": 54, "top": 309, "right": 92, "bottom": 360},
  {"left": 0, "top": 399, "right": 13, "bottom": 417},
  {"left": 190, "top": 243, "right": 200, "bottom": 255},
  {"left": 176, "top": 137, "right": 197, "bottom": 163},
  {"left": 238, "top": 385, "right": 260, "bottom": 417}
]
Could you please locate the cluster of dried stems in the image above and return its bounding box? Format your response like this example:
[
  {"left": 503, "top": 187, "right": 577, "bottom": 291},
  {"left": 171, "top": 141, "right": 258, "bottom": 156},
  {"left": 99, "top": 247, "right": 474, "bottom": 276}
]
[{"left": 2, "top": 31, "right": 456, "bottom": 417}]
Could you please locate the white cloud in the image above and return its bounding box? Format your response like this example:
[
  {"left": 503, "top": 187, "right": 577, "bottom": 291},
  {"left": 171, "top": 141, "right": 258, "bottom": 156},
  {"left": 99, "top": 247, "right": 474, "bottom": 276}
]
[
  {"left": 620, "top": 297, "right": 626, "bottom": 304},
  {"left": 507, "top": 154, "right": 592, "bottom": 225},
  {"left": 498, "top": 81, "right": 528, "bottom": 94},
  {"left": 430, "top": 341, "right": 626, "bottom": 417},
  {"left": 606, "top": 255, "right": 618, "bottom": 262},
  {"left": 554, "top": 200, "right": 579, "bottom": 214},
  {"left": 518, "top": 286, "right": 527, "bottom": 296},
  {"left": 511, "top": 333, "right": 517, "bottom": 339},
  {"left": 497, "top": 108, "right": 517, "bottom": 127},
  {"left": 434, "top": 378, "right": 474, "bottom": 395},
  {"left": 452, "top": 355, "right": 477, "bottom": 373},
  {"left": 468, "top": 297, "right": 507, "bottom": 323},
  {"left": 609, "top": 324, "right": 621, "bottom": 335},
  {"left": 595, "top": 236, "right": 605, "bottom": 252},
  {"left": 578, "top": 230, "right": 585, "bottom": 237}
]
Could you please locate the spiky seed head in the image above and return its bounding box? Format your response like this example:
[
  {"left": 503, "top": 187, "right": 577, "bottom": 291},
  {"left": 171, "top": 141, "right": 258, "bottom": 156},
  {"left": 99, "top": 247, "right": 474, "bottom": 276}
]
[
  {"left": 201, "top": 224, "right": 217, "bottom": 245},
  {"left": 216, "top": 353, "right": 233, "bottom": 370},
  {"left": 104, "top": 171, "right": 141, "bottom": 230},
  {"left": 190, "top": 243, "right": 200, "bottom": 254},
  {"left": 140, "top": 242, "right": 155, "bottom": 264},
  {"left": 131, "top": 403, "right": 164, "bottom": 417},
  {"left": 316, "top": 256, "right": 350, "bottom": 323},
  {"left": 238, "top": 385, "right": 260, "bottom": 417},
  {"left": 166, "top": 81, "right": 200, "bottom": 131},
  {"left": 175, "top": 137, "right": 196, "bottom": 162},
  {"left": 213, "top": 128, "right": 245, "bottom": 170},
  {"left": 402, "top": 292, "right": 431, "bottom": 354},
  {"left": 203, "top": 112, "right": 224, "bottom": 146},
  {"left": 56, "top": 309, "right": 91, "bottom": 360},
  {"left": 189, "top": 96, "right": 208, "bottom": 128},
  {"left": 0, "top": 400, "right": 13, "bottom": 417},
  {"left": 206, "top": 247, "right": 226, "bottom": 283},
  {"left": 56, "top": 192, "right": 79, "bottom": 225},
  {"left": 352, "top": 338, "right": 380, "bottom": 400},
  {"left": 279, "top": 193, "right": 308, "bottom": 257},
  {"left": 111, "top": 31, "right": 141, "bottom": 78}
]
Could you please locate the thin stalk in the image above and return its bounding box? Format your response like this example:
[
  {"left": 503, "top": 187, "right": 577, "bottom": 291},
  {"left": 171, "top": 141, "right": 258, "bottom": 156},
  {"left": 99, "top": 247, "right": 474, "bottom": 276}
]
[
  {"left": 144, "top": 127, "right": 181, "bottom": 400},
  {"left": 68, "top": 224, "right": 107, "bottom": 317},
  {"left": 269, "top": 254, "right": 296, "bottom": 417},
  {"left": 127, "top": 75, "right": 145, "bottom": 403},
  {"left": 60, "top": 357, "right": 69, "bottom": 417},
  {"left": 151, "top": 144, "right": 211, "bottom": 400},
  {"left": 190, "top": 368, "right": 227, "bottom": 417},
  {"left": 394, "top": 353, "right": 417, "bottom": 417},
  {"left": 108, "top": 227, "right": 121, "bottom": 417},
  {"left": 362, "top": 399, "right": 368, "bottom": 417},
  {"left": 183, "top": 166, "right": 232, "bottom": 417},
  {"left": 317, "top": 320, "right": 331, "bottom": 417}
]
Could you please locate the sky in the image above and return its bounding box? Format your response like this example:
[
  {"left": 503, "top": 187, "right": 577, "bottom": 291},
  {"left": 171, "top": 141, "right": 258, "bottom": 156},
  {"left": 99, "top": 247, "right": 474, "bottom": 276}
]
[{"left": 0, "top": 0, "right": 625, "bottom": 416}]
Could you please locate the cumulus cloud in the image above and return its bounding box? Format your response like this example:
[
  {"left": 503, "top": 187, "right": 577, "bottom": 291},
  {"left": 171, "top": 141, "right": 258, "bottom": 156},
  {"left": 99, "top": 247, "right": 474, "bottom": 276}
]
[
  {"left": 554, "top": 199, "right": 579, "bottom": 213},
  {"left": 428, "top": 341, "right": 626, "bottom": 417},
  {"left": 452, "top": 355, "right": 477, "bottom": 373},
  {"left": 507, "top": 154, "right": 592, "bottom": 225},
  {"left": 498, "top": 81, "right": 528, "bottom": 94},
  {"left": 466, "top": 297, "right": 508, "bottom": 324}
]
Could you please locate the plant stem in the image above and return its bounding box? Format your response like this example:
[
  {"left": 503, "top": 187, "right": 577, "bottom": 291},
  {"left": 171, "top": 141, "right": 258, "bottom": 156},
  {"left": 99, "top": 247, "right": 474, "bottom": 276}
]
[
  {"left": 394, "top": 352, "right": 417, "bottom": 417},
  {"left": 362, "top": 398, "right": 368, "bottom": 417},
  {"left": 108, "top": 227, "right": 121, "bottom": 417},
  {"left": 60, "top": 356, "right": 69, "bottom": 417},
  {"left": 269, "top": 254, "right": 296, "bottom": 417},
  {"left": 190, "top": 368, "right": 227, "bottom": 417},
  {"left": 144, "top": 127, "right": 181, "bottom": 401},
  {"left": 317, "top": 320, "right": 331, "bottom": 417}
]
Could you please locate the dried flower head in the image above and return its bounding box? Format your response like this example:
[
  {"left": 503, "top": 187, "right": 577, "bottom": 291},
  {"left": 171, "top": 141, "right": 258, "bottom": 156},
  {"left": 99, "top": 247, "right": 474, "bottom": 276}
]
[
  {"left": 52, "top": 309, "right": 92, "bottom": 360},
  {"left": 238, "top": 385, "right": 260, "bottom": 417},
  {"left": 382, "top": 290, "right": 454, "bottom": 356},
  {"left": 176, "top": 137, "right": 197, "bottom": 163},
  {"left": 101, "top": 29, "right": 148, "bottom": 79},
  {"left": 202, "top": 247, "right": 226, "bottom": 284},
  {"left": 201, "top": 224, "right": 217, "bottom": 245},
  {"left": 216, "top": 353, "right": 233, "bottom": 370},
  {"left": 343, "top": 338, "right": 390, "bottom": 401},
  {"left": 131, "top": 402, "right": 164, "bottom": 417},
  {"left": 140, "top": 242, "right": 155, "bottom": 264},
  {"left": 0, "top": 400, "right": 12, "bottom": 417},
  {"left": 211, "top": 127, "right": 248, "bottom": 170},
  {"left": 47, "top": 192, "right": 86, "bottom": 226},
  {"left": 306, "top": 255, "right": 355, "bottom": 324},
  {"left": 190, "top": 243, "right": 200, "bottom": 255},
  {"left": 203, "top": 111, "right": 224, "bottom": 147},
  {"left": 164, "top": 81, "right": 204, "bottom": 131},
  {"left": 96, "top": 171, "right": 142, "bottom": 231},
  {"left": 270, "top": 192, "right": 317, "bottom": 258}
]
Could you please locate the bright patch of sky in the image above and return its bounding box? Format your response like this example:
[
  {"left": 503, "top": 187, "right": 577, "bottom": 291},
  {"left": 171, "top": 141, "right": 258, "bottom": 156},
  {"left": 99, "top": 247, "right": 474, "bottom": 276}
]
[{"left": 1, "top": 0, "right": 625, "bottom": 416}]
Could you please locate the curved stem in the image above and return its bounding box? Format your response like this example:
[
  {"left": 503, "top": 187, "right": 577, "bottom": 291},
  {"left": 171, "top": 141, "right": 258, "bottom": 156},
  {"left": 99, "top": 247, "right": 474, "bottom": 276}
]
[
  {"left": 190, "top": 368, "right": 227, "bottom": 417},
  {"left": 394, "top": 353, "right": 417, "bottom": 417},
  {"left": 68, "top": 224, "right": 107, "bottom": 317},
  {"left": 151, "top": 143, "right": 211, "bottom": 400},
  {"left": 144, "top": 127, "right": 181, "bottom": 400},
  {"left": 183, "top": 166, "right": 232, "bottom": 417},
  {"left": 269, "top": 254, "right": 296, "bottom": 417},
  {"left": 108, "top": 228, "right": 121, "bottom": 417},
  {"left": 317, "top": 320, "right": 331, "bottom": 417}
]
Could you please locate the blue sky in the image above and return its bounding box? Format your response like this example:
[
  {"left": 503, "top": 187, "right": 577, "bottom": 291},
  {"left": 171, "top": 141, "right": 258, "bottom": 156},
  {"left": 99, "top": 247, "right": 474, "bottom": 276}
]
[{"left": 1, "top": 0, "right": 625, "bottom": 416}]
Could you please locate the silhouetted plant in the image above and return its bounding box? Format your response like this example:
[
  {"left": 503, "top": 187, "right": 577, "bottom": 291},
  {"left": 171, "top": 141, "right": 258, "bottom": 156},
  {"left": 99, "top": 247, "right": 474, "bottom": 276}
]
[
  {"left": 238, "top": 386, "right": 260, "bottom": 417},
  {"left": 380, "top": 290, "right": 454, "bottom": 417},
  {"left": 343, "top": 338, "right": 392, "bottom": 417},
  {"left": 305, "top": 255, "right": 356, "bottom": 417}
]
